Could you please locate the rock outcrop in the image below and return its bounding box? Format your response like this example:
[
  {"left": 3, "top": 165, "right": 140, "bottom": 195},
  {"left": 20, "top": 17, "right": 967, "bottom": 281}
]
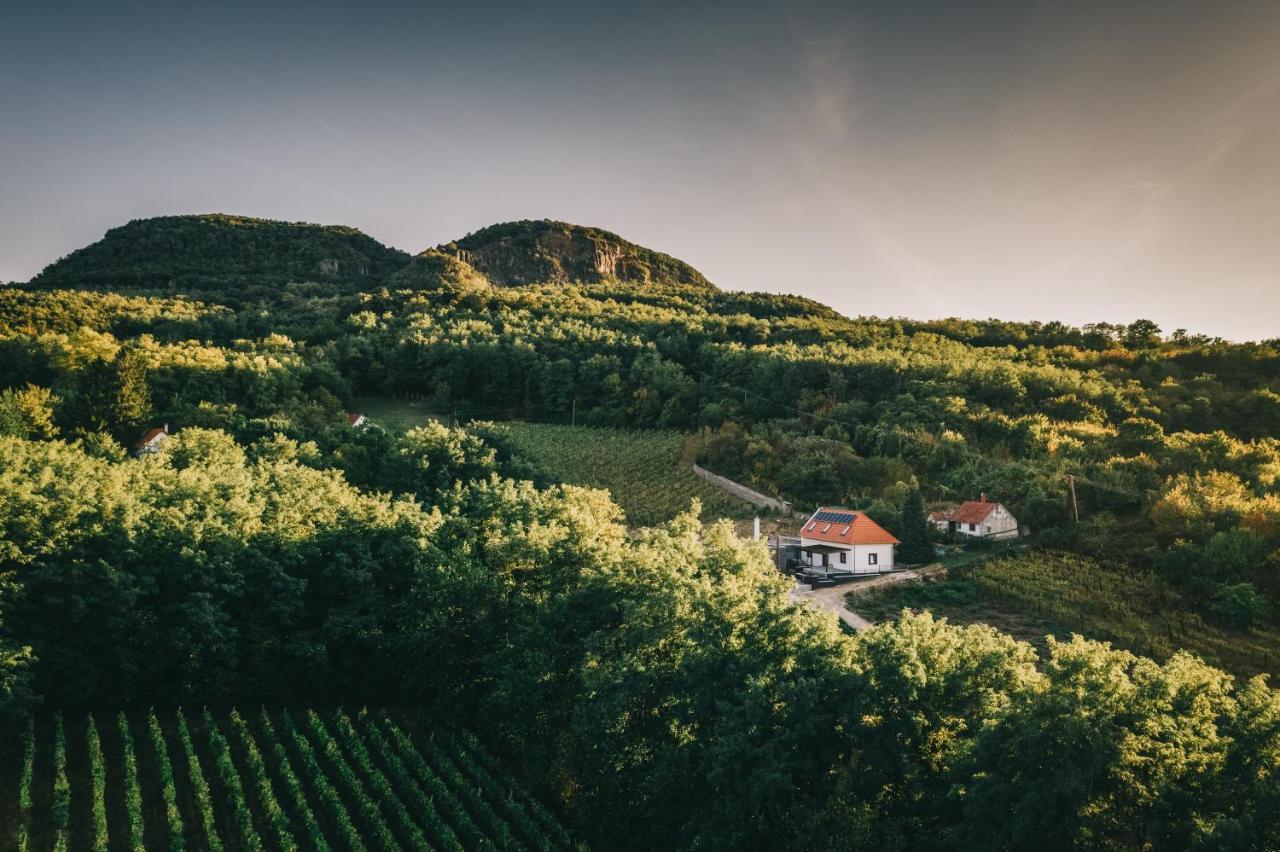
[{"left": 438, "top": 220, "right": 713, "bottom": 289}]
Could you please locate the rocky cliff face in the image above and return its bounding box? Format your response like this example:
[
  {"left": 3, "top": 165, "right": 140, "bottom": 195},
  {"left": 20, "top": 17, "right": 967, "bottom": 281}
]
[{"left": 439, "top": 220, "right": 713, "bottom": 289}]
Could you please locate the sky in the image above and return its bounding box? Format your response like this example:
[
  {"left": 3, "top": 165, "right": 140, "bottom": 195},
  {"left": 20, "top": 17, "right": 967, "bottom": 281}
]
[{"left": 2, "top": 0, "right": 1278, "bottom": 340}]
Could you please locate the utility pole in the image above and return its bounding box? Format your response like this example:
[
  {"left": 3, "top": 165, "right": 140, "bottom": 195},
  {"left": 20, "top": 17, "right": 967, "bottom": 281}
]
[
  {"left": 1067, "top": 474, "right": 1079, "bottom": 523},
  {"left": 571, "top": 398, "right": 577, "bottom": 426}
]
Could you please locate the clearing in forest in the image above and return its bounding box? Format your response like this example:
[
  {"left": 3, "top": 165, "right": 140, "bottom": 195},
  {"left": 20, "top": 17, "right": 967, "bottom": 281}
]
[
  {"left": 353, "top": 396, "right": 447, "bottom": 432},
  {"left": 488, "top": 421, "right": 753, "bottom": 527}
]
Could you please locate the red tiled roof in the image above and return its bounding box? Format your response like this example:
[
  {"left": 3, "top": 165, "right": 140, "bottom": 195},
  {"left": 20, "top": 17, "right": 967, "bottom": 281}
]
[
  {"left": 950, "top": 500, "right": 998, "bottom": 525},
  {"left": 347, "top": 413, "right": 365, "bottom": 425},
  {"left": 800, "top": 507, "right": 900, "bottom": 545},
  {"left": 135, "top": 427, "right": 168, "bottom": 448},
  {"left": 928, "top": 510, "right": 951, "bottom": 521}
]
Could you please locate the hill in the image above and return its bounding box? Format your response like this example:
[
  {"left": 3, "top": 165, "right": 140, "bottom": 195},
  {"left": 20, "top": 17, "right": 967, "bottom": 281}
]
[
  {"left": 30, "top": 214, "right": 409, "bottom": 292},
  {"left": 439, "top": 219, "right": 714, "bottom": 288}
]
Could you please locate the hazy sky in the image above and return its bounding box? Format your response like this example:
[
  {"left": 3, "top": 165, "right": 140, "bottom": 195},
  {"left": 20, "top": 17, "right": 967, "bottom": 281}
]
[{"left": 3, "top": 1, "right": 1279, "bottom": 339}]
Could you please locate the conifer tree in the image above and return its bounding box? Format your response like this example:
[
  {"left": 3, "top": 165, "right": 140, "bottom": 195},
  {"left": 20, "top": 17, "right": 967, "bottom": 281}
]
[{"left": 898, "top": 488, "right": 935, "bottom": 564}]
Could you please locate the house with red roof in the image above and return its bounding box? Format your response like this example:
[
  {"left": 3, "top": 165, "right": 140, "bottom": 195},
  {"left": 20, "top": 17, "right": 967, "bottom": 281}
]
[
  {"left": 346, "top": 413, "right": 368, "bottom": 428},
  {"left": 797, "top": 507, "right": 899, "bottom": 577},
  {"left": 930, "top": 494, "right": 1020, "bottom": 540},
  {"left": 133, "top": 423, "right": 170, "bottom": 456}
]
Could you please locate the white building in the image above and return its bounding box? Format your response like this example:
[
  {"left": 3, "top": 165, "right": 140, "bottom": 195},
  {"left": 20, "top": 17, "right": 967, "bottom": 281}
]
[
  {"left": 797, "top": 507, "right": 899, "bottom": 577},
  {"left": 934, "top": 495, "right": 1020, "bottom": 540}
]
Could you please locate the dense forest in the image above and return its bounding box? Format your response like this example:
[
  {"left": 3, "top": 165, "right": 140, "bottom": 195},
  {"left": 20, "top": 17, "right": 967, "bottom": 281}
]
[{"left": 3, "top": 213, "right": 1280, "bottom": 849}]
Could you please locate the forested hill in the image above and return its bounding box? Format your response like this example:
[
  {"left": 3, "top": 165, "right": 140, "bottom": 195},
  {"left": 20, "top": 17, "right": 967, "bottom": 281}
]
[
  {"left": 4, "top": 213, "right": 1280, "bottom": 849},
  {"left": 29, "top": 214, "right": 410, "bottom": 293}
]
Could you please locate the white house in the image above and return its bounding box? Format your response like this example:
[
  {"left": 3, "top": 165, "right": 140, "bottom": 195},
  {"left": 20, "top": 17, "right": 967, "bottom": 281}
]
[
  {"left": 934, "top": 495, "right": 1020, "bottom": 540},
  {"left": 133, "top": 424, "right": 170, "bottom": 456},
  {"left": 797, "top": 507, "right": 899, "bottom": 576}
]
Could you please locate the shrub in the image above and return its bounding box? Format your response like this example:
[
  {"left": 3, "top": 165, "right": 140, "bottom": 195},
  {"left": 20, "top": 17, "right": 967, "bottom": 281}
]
[{"left": 1208, "top": 582, "right": 1272, "bottom": 631}]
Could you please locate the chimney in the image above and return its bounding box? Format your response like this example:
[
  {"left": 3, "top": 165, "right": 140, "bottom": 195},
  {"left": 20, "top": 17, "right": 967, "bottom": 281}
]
[{"left": 753, "top": 516, "right": 761, "bottom": 541}]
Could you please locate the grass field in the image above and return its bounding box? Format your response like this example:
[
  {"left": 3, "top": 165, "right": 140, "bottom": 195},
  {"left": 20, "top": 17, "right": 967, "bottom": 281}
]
[
  {"left": 1, "top": 707, "right": 576, "bottom": 852},
  {"left": 352, "top": 396, "right": 446, "bottom": 432},
  {"left": 484, "top": 422, "right": 753, "bottom": 527},
  {"left": 848, "top": 550, "right": 1280, "bottom": 677}
]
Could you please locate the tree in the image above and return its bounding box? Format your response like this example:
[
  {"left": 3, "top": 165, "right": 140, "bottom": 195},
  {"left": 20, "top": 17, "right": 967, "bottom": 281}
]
[
  {"left": 897, "top": 488, "right": 935, "bottom": 564},
  {"left": 77, "top": 347, "right": 152, "bottom": 436},
  {"left": 1124, "top": 318, "right": 1162, "bottom": 348},
  {"left": 962, "top": 638, "right": 1237, "bottom": 851},
  {"left": 0, "top": 572, "right": 34, "bottom": 718},
  {"left": 1208, "top": 582, "right": 1272, "bottom": 631},
  {"left": 0, "top": 384, "right": 59, "bottom": 439}
]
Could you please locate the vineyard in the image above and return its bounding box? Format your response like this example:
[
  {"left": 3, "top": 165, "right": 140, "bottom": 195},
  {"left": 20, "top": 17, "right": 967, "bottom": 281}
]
[
  {"left": 484, "top": 421, "right": 751, "bottom": 526},
  {"left": 848, "top": 551, "right": 1280, "bottom": 677},
  {"left": 0, "top": 708, "right": 578, "bottom": 852}
]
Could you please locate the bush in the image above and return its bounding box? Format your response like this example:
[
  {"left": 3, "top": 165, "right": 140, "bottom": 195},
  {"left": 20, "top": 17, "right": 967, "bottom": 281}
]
[{"left": 1208, "top": 582, "right": 1272, "bottom": 631}]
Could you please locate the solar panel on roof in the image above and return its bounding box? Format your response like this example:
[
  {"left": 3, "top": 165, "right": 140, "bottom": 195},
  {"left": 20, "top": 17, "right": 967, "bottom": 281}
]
[{"left": 814, "top": 510, "right": 854, "bottom": 524}]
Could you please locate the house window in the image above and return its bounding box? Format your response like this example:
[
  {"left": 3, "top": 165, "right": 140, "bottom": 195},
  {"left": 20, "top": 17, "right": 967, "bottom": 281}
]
[
  {"left": 968, "top": 523, "right": 976, "bottom": 532},
  {"left": 839, "top": 552, "right": 846, "bottom": 564},
  {"left": 868, "top": 552, "right": 878, "bottom": 566}
]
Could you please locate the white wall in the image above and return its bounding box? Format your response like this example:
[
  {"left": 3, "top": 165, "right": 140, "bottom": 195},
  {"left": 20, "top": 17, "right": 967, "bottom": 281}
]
[
  {"left": 852, "top": 544, "right": 894, "bottom": 573},
  {"left": 797, "top": 539, "right": 896, "bottom": 574},
  {"left": 956, "top": 504, "right": 1019, "bottom": 539}
]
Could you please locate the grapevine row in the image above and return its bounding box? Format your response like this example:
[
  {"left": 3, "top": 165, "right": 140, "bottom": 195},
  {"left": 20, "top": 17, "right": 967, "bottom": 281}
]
[
  {"left": 86, "top": 716, "right": 109, "bottom": 850},
  {"left": 275, "top": 710, "right": 365, "bottom": 850},
  {"left": 357, "top": 712, "right": 463, "bottom": 852},
  {"left": 200, "top": 707, "right": 264, "bottom": 851},
  {"left": 409, "top": 721, "right": 525, "bottom": 850},
  {"left": 118, "top": 713, "right": 146, "bottom": 851},
  {"left": 453, "top": 727, "right": 572, "bottom": 850},
  {"left": 248, "top": 709, "right": 332, "bottom": 852},
  {"left": 175, "top": 708, "right": 224, "bottom": 851},
  {"left": 17, "top": 718, "right": 33, "bottom": 851},
  {"left": 377, "top": 716, "right": 494, "bottom": 851},
  {"left": 296, "top": 710, "right": 397, "bottom": 851},
  {"left": 224, "top": 708, "right": 297, "bottom": 851},
  {"left": 10, "top": 707, "right": 575, "bottom": 852},
  {"left": 51, "top": 713, "right": 69, "bottom": 852},
  {"left": 146, "top": 711, "right": 186, "bottom": 850},
  {"left": 324, "top": 711, "right": 432, "bottom": 850}
]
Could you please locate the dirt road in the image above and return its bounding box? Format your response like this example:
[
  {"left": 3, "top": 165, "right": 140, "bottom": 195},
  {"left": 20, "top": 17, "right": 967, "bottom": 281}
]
[{"left": 788, "top": 571, "right": 919, "bottom": 631}]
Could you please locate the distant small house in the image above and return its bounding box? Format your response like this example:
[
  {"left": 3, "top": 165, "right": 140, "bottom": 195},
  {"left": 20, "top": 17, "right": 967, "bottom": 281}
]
[
  {"left": 933, "top": 494, "right": 1020, "bottom": 540},
  {"left": 796, "top": 506, "right": 899, "bottom": 577},
  {"left": 346, "top": 413, "right": 368, "bottom": 428},
  {"left": 134, "top": 424, "right": 170, "bottom": 456}
]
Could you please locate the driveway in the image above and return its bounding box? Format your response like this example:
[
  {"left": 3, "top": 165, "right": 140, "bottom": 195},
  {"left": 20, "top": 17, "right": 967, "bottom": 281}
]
[{"left": 788, "top": 570, "right": 919, "bottom": 631}]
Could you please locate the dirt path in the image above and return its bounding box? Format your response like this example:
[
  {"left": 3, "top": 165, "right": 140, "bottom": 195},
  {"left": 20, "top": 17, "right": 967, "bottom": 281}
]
[{"left": 789, "top": 570, "right": 919, "bottom": 630}]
